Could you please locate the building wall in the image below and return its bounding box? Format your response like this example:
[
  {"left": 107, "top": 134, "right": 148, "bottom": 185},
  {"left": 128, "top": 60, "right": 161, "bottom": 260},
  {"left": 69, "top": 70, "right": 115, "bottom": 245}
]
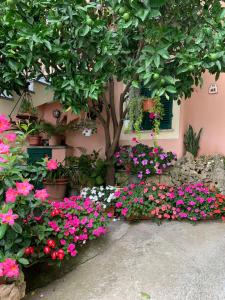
[{"left": 183, "top": 72, "right": 225, "bottom": 156}]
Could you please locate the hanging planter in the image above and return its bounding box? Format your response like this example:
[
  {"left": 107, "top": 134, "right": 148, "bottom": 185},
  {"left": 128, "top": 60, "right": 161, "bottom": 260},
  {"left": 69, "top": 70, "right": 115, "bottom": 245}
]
[
  {"left": 16, "top": 91, "right": 38, "bottom": 121},
  {"left": 143, "top": 98, "right": 155, "bottom": 112}
]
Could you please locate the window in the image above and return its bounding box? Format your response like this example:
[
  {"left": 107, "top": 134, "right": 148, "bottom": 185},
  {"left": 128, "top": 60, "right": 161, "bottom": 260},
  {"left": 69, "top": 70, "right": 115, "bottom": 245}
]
[{"left": 140, "top": 86, "right": 173, "bottom": 130}]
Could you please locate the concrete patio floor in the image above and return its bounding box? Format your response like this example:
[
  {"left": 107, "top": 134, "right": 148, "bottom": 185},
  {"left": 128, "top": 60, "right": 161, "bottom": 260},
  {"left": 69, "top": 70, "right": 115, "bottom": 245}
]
[{"left": 25, "top": 220, "right": 225, "bottom": 300}]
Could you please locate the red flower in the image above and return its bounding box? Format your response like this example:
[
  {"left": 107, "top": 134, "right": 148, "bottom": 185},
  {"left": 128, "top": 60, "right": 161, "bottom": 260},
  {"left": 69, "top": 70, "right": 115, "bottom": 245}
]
[
  {"left": 47, "top": 239, "right": 56, "bottom": 248},
  {"left": 43, "top": 246, "right": 51, "bottom": 255}
]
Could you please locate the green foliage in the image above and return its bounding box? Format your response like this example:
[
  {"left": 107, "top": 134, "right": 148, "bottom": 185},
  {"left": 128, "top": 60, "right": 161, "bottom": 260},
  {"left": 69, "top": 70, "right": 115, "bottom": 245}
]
[
  {"left": 0, "top": 1, "right": 225, "bottom": 111},
  {"left": 127, "top": 97, "right": 144, "bottom": 136},
  {"left": 184, "top": 125, "right": 203, "bottom": 157}
]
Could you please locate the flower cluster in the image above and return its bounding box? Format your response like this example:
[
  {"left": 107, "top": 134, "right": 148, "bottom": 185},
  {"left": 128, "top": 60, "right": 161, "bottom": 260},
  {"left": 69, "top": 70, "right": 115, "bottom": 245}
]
[
  {"left": 0, "top": 258, "right": 19, "bottom": 281},
  {"left": 114, "top": 182, "right": 225, "bottom": 222},
  {"left": 35, "top": 195, "right": 110, "bottom": 261},
  {"left": 81, "top": 186, "right": 117, "bottom": 209},
  {"left": 115, "top": 143, "right": 177, "bottom": 179}
]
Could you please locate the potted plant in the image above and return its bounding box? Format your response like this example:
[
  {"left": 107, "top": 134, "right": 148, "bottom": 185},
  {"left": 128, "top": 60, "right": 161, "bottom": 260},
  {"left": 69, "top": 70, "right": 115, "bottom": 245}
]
[
  {"left": 42, "top": 159, "right": 69, "bottom": 201},
  {"left": 40, "top": 122, "right": 68, "bottom": 146},
  {"left": 143, "top": 98, "right": 155, "bottom": 112},
  {"left": 27, "top": 123, "right": 43, "bottom": 146},
  {"left": 16, "top": 95, "right": 38, "bottom": 121}
]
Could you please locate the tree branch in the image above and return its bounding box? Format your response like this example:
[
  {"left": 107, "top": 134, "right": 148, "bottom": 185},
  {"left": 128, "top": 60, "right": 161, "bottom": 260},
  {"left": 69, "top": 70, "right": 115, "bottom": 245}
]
[{"left": 108, "top": 77, "right": 118, "bottom": 137}]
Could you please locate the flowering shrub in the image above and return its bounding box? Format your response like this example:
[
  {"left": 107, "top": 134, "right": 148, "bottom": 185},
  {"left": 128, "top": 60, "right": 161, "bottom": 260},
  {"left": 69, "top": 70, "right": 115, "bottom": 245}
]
[
  {"left": 81, "top": 186, "right": 117, "bottom": 209},
  {"left": 34, "top": 196, "right": 110, "bottom": 261},
  {"left": 0, "top": 114, "right": 110, "bottom": 276},
  {"left": 115, "top": 143, "right": 177, "bottom": 179},
  {"left": 114, "top": 182, "right": 225, "bottom": 222}
]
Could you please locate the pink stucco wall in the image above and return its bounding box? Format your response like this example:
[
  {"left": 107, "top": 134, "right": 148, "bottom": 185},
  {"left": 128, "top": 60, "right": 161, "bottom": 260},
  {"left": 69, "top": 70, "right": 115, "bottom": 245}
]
[
  {"left": 183, "top": 73, "right": 225, "bottom": 156},
  {"left": 38, "top": 73, "right": 225, "bottom": 159}
]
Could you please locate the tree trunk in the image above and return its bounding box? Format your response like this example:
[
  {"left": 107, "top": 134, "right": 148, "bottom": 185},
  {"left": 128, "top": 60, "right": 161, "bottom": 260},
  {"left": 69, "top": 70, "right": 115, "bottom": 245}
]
[{"left": 106, "top": 158, "right": 115, "bottom": 186}]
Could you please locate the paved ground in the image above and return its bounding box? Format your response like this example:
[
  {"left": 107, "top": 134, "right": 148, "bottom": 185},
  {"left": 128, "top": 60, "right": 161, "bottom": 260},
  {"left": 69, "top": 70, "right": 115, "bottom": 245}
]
[{"left": 25, "top": 220, "right": 225, "bottom": 300}]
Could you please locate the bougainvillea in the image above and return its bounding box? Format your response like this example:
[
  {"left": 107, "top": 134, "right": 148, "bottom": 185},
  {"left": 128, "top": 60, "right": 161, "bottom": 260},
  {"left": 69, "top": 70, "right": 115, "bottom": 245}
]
[
  {"left": 115, "top": 143, "right": 177, "bottom": 179},
  {"left": 114, "top": 182, "right": 225, "bottom": 222}
]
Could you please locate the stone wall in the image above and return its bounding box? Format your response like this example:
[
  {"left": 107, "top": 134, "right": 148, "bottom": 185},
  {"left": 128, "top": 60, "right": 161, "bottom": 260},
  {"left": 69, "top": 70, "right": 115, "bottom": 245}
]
[{"left": 167, "top": 152, "right": 225, "bottom": 193}]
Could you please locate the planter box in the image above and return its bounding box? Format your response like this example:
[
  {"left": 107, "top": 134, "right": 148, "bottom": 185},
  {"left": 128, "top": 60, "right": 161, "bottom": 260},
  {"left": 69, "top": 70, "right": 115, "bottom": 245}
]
[{"left": 126, "top": 215, "right": 152, "bottom": 222}]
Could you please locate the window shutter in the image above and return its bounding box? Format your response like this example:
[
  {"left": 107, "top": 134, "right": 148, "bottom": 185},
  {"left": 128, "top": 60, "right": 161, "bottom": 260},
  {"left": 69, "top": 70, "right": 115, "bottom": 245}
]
[{"left": 139, "top": 87, "right": 173, "bottom": 130}]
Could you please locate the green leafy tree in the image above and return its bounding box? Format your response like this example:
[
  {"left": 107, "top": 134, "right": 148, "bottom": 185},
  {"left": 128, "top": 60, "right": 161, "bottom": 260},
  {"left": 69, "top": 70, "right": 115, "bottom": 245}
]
[{"left": 1, "top": 0, "right": 225, "bottom": 183}]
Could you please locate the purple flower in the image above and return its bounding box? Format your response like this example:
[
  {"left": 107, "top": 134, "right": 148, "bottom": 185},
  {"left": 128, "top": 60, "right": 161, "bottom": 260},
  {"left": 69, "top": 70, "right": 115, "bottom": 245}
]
[
  {"left": 141, "top": 159, "right": 148, "bottom": 166},
  {"left": 146, "top": 169, "right": 151, "bottom": 175},
  {"left": 179, "top": 212, "right": 188, "bottom": 218}
]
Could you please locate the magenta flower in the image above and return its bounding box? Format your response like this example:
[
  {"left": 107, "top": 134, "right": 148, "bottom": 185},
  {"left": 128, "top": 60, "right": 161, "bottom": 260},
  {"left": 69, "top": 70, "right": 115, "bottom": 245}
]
[
  {"left": 141, "top": 159, "right": 148, "bottom": 166},
  {"left": 16, "top": 181, "right": 34, "bottom": 196},
  {"left": 146, "top": 169, "right": 151, "bottom": 174},
  {"left": 121, "top": 208, "right": 128, "bottom": 216},
  {"left": 114, "top": 190, "right": 121, "bottom": 198},
  {"left": 5, "top": 188, "right": 18, "bottom": 203},
  {"left": 4, "top": 133, "right": 16, "bottom": 142},
  {"left": 189, "top": 201, "right": 196, "bottom": 206},
  {"left": 0, "top": 143, "right": 10, "bottom": 154},
  {"left": 0, "top": 209, "right": 18, "bottom": 226},
  {"left": 1, "top": 258, "right": 19, "bottom": 279},
  {"left": 46, "top": 159, "right": 58, "bottom": 171},
  {"left": 176, "top": 200, "right": 184, "bottom": 205},
  {"left": 116, "top": 202, "right": 123, "bottom": 208},
  {"left": 0, "top": 115, "right": 10, "bottom": 133},
  {"left": 35, "top": 189, "right": 49, "bottom": 201}
]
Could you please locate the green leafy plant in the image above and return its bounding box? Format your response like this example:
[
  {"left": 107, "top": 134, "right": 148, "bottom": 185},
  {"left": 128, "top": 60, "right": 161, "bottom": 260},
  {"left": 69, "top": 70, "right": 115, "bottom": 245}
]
[
  {"left": 127, "top": 97, "right": 144, "bottom": 136},
  {"left": 184, "top": 125, "right": 203, "bottom": 157},
  {"left": 40, "top": 122, "right": 69, "bottom": 137}
]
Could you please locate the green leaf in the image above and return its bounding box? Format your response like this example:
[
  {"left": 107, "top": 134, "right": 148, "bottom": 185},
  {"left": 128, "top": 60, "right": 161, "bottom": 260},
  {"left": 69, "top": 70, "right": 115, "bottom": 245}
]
[
  {"left": 12, "top": 223, "right": 22, "bottom": 234},
  {"left": 16, "top": 248, "right": 25, "bottom": 259},
  {"left": 80, "top": 25, "right": 90, "bottom": 36},
  {"left": 18, "top": 258, "right": 29, "bottom": 265},
  {"left": 141, "top": 292, "right": 151, "bottom": 299},
  {"left": 0, "top": 224, "right": 7, "bottom": 239},
  {"left": 166, "top": 85, "right": 177, "bottom": 94}
]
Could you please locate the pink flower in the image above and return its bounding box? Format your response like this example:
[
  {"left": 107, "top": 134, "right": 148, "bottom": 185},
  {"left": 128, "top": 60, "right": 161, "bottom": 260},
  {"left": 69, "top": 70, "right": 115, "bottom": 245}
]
[
  {"left": 176, "top": 200, "right": 184, "bottom": 205},
  {"left": 71, "top": 250, "right": 77, "bottom": 257},
  {"left": 0, "top": 115, "right": 10, "bottom": 133},
  {"left": 4, "top": 133, "right": 16, "bottom": 142},
  {"left": 132, "top": 137, "right": 138, "bottom": 143},
  {"left": 16, "top": 181, "right": 34, "bottom": 196},
  {"left": 93, "top": 226, "right": 106, "bottom": 237},
  {"left": 153, "top": 148, "right": 159, "bottom": 153},
  {"left": 67, "top": 243, "right": 76, "bottom": 253},
  {"left": 116, "top": 202, "right": 123, "bottom": 208},
  {"left": 34, "top": 189, "right": 49, "bottom": 201},
  {"left": 149, "top": 112, "right": 155, "bottom": 119},
  {"left": 0, "top": 209, "right": 18, "bottom": 226},
  {"left": 46, "top": 159, "right": 58, "bottom": 171},
  {"left": 48, "top": 221, "right": 60, "bottom": 232},
  {"left": 121, "top": 208, "right": 128, "bottom": 216},
  {"left": 0, "top": 143, "right": 9, "bottom": 154},
  {"left": 5, "top": 188, "right": 18, "bottom": 203},
  {"left": 1, "top": 258, "right": 19, "bottom": 279},
  {"left": 60, "top": 239, "right": 66, "bottom": 246},
  {"left": 114, "top": 190, "right": 121, "bottom": 198}
]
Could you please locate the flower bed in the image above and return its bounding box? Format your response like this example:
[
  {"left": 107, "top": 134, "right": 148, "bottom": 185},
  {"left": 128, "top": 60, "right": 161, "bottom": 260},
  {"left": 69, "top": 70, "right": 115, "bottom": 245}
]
[
  {"left": 114, "top": 182, "right": 225, "bottom": 222},
  {"left": 81, "top": 186, "right": 116, "bottom": 209},
  {"left": 115, "top": 143, "right": 177, "bottom": 180}
]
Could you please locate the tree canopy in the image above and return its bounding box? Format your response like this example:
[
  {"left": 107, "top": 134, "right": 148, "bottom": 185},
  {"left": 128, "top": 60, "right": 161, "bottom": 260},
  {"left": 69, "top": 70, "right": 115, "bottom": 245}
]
[{"left": 0, "top": 0, "right": 225, "bottom": 112}]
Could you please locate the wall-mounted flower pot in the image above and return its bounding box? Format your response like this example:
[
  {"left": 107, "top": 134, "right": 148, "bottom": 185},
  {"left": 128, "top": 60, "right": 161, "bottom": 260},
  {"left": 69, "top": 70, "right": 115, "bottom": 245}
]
[
  {"left": 49, "top": 135, "right": 63, "bottom": 146},
  {"left": 43, "top": 178, "right": 68, "bottom": 201},
  {"left": 143, "top": 99, "right": 155, "bottom": 112},
  {"left": 28, "top": 135, "right": 41, "bottom": 146}
]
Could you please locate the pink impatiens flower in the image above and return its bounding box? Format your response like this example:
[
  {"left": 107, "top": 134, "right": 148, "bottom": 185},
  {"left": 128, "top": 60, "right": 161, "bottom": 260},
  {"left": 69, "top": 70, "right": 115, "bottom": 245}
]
[
  {"left": 46, "top": 159, "right": 58, "bottom": 171},
  {"left": 0, "top": 115, "right": 10, "bottom": 133},
  {"left": 121, "top": 208, "right": 128, "bottom": 216},
  {"left": 34, "top": 189, "right": 49, "bottom": 201},
  {"left": 5, "top": 188, "right": 18, "bottom": 203},
  {"left": 116, "top": 202, "right": 123, "bottom": 208},
  {"left": 16, "top": 181, "right": 34, "bottom": 196},
  {"left": 0, "top": 209, "right": 18, "bottom": 226}
]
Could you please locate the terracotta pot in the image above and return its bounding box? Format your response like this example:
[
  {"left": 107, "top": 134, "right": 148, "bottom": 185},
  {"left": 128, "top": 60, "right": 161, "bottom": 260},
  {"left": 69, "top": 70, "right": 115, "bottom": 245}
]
[
  {"left": 28, "top": 135, "right": 41, "bottom": 146},
  {"left": 49, "top": 135, "right": 63, "bottom": 146},
  {"left": 143, "top": 99, "right": 155, "bottom": 112},
  {"left": 43, "top": 178, "right": 68, "bottom": 201},
  {"left": 105, "top": 206, "right": 115, "bottom": 216}
]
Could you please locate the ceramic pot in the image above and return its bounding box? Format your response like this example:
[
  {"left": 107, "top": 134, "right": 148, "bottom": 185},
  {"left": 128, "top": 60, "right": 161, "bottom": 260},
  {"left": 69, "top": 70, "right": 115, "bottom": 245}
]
[
  {"left": 49, "top": 135, "right": 62, "bottom": 146},
  {"left": 28, "top": 135, "right": 41, "bottom": 146},
  {"left": 43, "top": 178, "right": 68, "bottom": 201},
  {"left": 143, "top": 99, "right": 155, "bottom": 112}
]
